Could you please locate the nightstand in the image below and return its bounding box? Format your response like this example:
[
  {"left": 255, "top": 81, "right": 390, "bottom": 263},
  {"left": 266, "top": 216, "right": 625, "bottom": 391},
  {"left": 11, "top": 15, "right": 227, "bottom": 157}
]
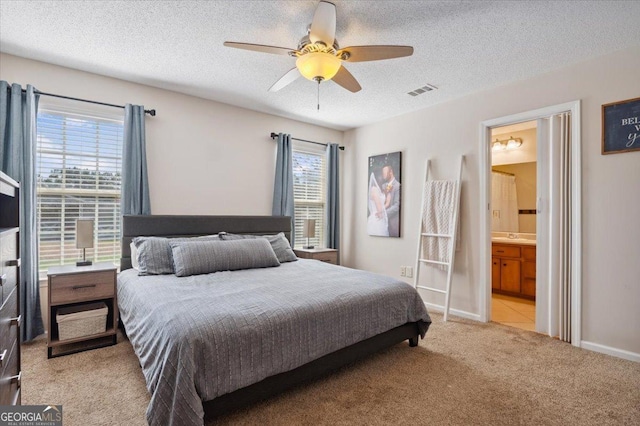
[
  {"left": 294, "top": 248, "right": 338, "bottom": 265},
  {"left": 47, "top": 262, "right": 118, "bottom": 358}
]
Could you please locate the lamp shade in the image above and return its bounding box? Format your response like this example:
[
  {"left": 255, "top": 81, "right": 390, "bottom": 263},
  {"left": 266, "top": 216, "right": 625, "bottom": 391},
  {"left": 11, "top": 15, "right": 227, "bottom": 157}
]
[
  {"left": 296, "top": 52, "right": 342, "bottom": 81},
  {"left": 302, "top": 219, "right": 316, "bottom": 238},
  {"left": 76, "top": 219, "right": 94, "bottom": 249}
]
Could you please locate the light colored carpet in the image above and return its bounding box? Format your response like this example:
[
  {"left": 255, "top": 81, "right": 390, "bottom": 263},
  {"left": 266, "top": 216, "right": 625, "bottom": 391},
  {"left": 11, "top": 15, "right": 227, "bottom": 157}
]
[{"left": 22, "top": 313, "right": 640, "bottom": 425}]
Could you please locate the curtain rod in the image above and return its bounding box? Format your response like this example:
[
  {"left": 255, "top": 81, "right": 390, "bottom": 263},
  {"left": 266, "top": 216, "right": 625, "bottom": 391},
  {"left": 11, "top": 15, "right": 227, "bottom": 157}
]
[
  {"left": 14, "top": 87, "right": 156, "bottom": 116},
  {"left": 270, "top": 132, "right": 345, "bottom": 151},
  {"left": 491, "top": 169, "right": 515, "bottom": 176}
]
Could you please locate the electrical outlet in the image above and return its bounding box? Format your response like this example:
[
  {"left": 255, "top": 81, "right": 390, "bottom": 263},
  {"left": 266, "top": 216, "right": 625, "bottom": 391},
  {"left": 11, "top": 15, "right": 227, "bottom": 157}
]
[
  {"left": 400, "top": 266, "right": 406, "bottom": 277},
  {"left": 406, "top": 266, "right": 413, "bottom": 278}
]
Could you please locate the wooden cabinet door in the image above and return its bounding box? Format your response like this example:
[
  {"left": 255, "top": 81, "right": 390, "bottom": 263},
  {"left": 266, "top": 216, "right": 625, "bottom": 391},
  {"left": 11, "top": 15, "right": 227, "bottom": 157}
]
[
  {"left": 521, "top": 278, "right": 536, "bottom": 297},
  {"left": 491, "top": 257, "right": 501, "bottom": 290},
  {"left": 522, "top": 261, "right": 536, "bottom": 296},
  {"left": 500, "top": 259, "right": 521, "bottom": 293}
]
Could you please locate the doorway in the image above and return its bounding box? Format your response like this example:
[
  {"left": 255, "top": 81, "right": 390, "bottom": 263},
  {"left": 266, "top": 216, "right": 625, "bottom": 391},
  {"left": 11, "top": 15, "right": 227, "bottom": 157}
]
[
  {"left": 490, "top": 121, "right": 538, "bottom": 332},
  {"left": 479, "top": 101, "right": 582, "bottom": 347}
]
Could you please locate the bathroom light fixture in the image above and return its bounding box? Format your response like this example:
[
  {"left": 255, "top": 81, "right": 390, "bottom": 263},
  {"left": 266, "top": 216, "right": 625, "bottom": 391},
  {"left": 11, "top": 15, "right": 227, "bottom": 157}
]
[
  {"left": 492, "top": 139, "right": 507, "bottom": 151},
  {"left": 506, "top": 137, "right": 522, "bottom": 149},
  {"left": 491, "top": 136, "right": 523, "bottom": 151}
]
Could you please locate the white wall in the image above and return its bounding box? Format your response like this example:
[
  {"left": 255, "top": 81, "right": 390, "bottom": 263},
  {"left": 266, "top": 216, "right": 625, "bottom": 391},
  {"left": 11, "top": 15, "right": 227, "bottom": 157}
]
[
  {"left": 4, "top": 47, "right": 639, "bottom": 357},
  {"left": 0, "top": 53, "right": 344, "bottom": 330},
  {"left": 342, "top": 46, "right": 640, "bottom": 356},
  {"left": 0, "top": 53, "right": 344, "bottom": 216}
]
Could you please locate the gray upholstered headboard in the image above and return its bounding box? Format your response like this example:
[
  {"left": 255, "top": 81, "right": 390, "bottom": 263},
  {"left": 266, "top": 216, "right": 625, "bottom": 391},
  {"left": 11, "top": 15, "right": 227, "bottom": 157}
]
[{"left": 120, "top": 215, "right": 292, "bottom": 271}]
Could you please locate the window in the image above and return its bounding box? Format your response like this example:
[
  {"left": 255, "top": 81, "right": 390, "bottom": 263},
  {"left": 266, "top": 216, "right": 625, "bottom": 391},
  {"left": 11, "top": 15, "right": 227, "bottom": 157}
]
[
  {"left": 36, "top": 108, "right": 124, "bottom": 278},
  {"left": 292, "top": 147, "right": 326, "bottom": 248}
]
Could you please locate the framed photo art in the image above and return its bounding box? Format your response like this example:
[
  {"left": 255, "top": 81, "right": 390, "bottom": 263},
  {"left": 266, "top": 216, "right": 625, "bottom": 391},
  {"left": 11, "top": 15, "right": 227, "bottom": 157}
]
[
  {"left": 602, "top": 97, "right": 640, "bottom": 155},
  {"left": 367, "top": 151, "right": 402, "bottom": 238}
]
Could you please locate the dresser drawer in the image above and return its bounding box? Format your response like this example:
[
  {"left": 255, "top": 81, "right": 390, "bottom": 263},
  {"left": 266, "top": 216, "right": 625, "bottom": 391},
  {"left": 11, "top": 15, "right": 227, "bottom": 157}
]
[
  {"left": 0, "top": 340, "right": 20, "bottom": 406},
  {"left": 492, "top": 245, "right": 521, "bottom": 258},
  {"left": 0, "top": 231, "right": 19, "bottom": 305},
  {"left": 50, "top": 270, "right": 115, "bottom": 305},
  {"left": 0, "top": 180, "right": 16, "bottom": 197},
  {"left": 0, "top": 288, "right": 19, "bottom": 364}
]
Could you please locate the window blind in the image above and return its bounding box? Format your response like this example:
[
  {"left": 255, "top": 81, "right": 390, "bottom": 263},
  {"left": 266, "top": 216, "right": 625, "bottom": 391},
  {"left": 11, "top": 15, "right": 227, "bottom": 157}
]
[
  {"left": 36, "top": 109, "right": 124, "bottom": 277},
  {"left": 292, "top": 149, "right": 325, "bottom": 248}
]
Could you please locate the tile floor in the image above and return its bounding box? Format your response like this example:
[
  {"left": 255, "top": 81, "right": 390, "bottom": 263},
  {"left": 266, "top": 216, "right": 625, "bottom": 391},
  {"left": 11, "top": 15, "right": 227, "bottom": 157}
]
[{"left": 491, "top": 293, "right": 536, "bottom": 332}]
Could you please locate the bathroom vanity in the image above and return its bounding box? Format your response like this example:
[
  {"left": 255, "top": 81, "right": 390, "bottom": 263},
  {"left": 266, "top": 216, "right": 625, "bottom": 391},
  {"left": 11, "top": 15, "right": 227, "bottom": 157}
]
[{"left": 491, "top": 234, "right": 536, "bottom": 300}]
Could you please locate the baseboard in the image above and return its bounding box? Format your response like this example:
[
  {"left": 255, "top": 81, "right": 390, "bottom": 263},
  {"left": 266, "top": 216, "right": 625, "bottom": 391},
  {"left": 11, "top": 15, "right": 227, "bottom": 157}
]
[
  {"left": 580, "top": 341, "right": 640, "bottom": 362},
  {"left": 424, "top": 302, "right": 481, "bottom": 321}
]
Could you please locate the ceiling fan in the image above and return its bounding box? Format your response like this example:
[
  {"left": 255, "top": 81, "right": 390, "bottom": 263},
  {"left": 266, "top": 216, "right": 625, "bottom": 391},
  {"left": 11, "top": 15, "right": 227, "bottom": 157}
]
[{"left": 224, "top": 1, "right": 414, "bottom": 94}]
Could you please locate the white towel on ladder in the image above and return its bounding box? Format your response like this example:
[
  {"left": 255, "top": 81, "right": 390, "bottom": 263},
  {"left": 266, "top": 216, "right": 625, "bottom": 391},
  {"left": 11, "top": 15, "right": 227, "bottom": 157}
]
[{"left": 423, "top": 180, "right": 459, "bottom": 269}]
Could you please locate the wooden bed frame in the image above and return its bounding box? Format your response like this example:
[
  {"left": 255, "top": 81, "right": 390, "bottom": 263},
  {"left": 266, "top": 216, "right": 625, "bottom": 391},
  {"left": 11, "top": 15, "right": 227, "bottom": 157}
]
[{"left": 120, "top": 214, "right": 421, "bottom": 419}]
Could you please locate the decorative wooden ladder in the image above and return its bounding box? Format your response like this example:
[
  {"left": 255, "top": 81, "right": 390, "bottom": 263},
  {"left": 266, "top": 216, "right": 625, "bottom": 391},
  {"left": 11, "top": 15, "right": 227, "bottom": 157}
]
[{"left": 413, "top": 156, "right": 464, "bottom": 321}]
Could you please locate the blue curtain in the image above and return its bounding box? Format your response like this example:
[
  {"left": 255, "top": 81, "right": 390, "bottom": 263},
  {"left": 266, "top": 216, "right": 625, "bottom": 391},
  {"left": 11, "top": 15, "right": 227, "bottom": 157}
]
[
  {"left": 122, "top": 104, "right": 151, "bottom": 215},
  {"left": 272, "top": 133, "right": 295, "bottom": 247},
  {"left": 326, "top": 143, "right": 340, "bottom": 262},
  {"left": 0, "top": 81, "right": 45, "bottom": 342}
]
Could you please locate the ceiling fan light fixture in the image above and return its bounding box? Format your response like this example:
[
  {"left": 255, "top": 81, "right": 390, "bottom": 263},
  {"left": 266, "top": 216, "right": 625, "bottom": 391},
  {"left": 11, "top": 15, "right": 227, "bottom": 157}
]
[{"left": 296, "top": 52, "right": 342, "bottom": 81}]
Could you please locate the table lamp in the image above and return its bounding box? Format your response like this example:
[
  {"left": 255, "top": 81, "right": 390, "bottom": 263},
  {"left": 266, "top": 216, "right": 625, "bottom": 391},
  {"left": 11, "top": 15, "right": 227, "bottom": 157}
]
[
  {"left": 76, "top": 219, "right": 94, "bottom": 266},
  {"left": 302, "top": 218, "right": 316, "bottom": 249}
]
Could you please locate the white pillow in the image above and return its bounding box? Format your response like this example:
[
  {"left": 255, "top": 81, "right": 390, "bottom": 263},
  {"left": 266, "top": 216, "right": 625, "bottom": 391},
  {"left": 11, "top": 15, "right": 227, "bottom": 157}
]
[{"left": 130, "top": 242, "right": 139, "bottom": 270}]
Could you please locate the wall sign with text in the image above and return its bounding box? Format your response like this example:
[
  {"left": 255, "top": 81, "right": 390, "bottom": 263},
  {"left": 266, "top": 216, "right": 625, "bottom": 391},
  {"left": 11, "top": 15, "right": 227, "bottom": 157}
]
[{"left": 602, "top": 97, "right": 640, "bottom": 155}]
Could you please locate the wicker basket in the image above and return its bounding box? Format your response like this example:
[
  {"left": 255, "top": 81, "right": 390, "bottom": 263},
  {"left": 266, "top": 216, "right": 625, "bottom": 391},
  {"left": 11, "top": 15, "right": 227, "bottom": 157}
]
[{"left": 56, "top": 302, "right": 108, "bottom": 341}]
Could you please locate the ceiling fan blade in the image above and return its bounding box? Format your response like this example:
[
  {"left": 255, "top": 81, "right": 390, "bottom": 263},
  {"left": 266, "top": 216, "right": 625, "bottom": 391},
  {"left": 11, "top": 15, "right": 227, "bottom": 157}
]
[
  {"left": 268, "top": 68, "right": 301, "bottom": 92},
  {"left": 340, "top": 45, "right": 414, "bottom": 62},
  {"left": 224, "top": 41, "right": 296, "bottom": 56},
  {"left": 309, "top": 1, "right": 336, "bottom": 46},
  {"left": 332, "top": 66, "right": 361, "bottom": 93}
]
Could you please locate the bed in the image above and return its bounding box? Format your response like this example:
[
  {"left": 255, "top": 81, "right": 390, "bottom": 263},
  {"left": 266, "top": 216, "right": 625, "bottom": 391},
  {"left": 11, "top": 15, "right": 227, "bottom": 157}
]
[{"left": 118, "top": 215, "right": 431, "bottom": 425}]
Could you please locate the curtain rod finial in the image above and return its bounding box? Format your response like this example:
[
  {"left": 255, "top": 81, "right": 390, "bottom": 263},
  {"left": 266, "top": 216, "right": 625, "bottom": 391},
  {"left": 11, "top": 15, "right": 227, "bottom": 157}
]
[{"left": 146, "top": 109, "right": 156, "bottom": 116}]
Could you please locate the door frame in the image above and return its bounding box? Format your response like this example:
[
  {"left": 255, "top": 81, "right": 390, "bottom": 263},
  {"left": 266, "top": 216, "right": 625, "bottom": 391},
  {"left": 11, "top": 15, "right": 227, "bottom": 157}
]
[{"left": 478, "top": 100, "right": 582, "bottom": 347}]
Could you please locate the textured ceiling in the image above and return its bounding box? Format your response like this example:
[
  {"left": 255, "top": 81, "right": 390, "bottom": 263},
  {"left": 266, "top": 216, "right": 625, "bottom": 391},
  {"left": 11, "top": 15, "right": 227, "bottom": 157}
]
[{"left": 1, "top": 1, "right": 639, "bottom": 131}]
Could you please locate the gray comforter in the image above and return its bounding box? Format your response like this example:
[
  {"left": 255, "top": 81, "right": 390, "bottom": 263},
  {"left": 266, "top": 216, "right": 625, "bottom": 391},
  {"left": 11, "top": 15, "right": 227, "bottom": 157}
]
[{"left": 117, "top": 259, "right": 431, "bottom": 426}]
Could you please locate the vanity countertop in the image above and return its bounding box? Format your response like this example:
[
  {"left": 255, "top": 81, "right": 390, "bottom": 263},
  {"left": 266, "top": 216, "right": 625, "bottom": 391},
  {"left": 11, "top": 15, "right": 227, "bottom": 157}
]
[
  {"left": 492, "top": 237, "right": 536, "bottom": 246},
  {"left": 491, "top": 233, "right": 536, "bottom": 246}
]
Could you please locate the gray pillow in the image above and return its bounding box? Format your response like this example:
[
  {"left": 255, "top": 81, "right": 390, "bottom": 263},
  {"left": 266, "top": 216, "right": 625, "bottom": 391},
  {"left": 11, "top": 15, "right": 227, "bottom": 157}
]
[
  {"left": 169, "top": 238, "right": 280, "bottom": 277},
  {"left": 218, "top": 232, "right": 297, "bottom": 263},
  {"left": 132, "top": 234, "right": 220, "bottom": 275}
]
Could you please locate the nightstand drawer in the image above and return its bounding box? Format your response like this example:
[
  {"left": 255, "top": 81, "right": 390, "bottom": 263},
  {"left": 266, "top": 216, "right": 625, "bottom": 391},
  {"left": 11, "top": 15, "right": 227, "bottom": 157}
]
[
  {"left": 50, "top": 271, "right": 115, "bottom": 305},
  {"left": 314, "top": 252, "right": 338, "bottom": 263},
  {"left": 294, "top": 249, "right": 338, "bottom": 265}
]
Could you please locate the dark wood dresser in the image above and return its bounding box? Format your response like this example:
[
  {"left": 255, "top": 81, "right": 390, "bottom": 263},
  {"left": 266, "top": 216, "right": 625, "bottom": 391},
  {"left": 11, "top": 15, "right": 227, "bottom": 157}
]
[{"left": 0, "top": 170, "right": 22, "bottom": 405}]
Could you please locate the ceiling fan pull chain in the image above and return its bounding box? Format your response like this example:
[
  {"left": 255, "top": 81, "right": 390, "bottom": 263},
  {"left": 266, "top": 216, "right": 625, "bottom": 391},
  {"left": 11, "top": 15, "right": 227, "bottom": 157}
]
[{"left": 317, "top": 79, "right": 321, "bottom": 111}]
